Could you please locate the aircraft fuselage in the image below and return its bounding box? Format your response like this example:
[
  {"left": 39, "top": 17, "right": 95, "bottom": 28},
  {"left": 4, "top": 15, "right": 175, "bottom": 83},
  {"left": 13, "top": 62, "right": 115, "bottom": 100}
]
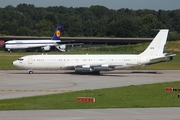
[
  {"left": 5, "top": 40, "right": 59, "bottom": 49},
  {"left": 13, "top": 54, "right": 151, "bottom": 70}
]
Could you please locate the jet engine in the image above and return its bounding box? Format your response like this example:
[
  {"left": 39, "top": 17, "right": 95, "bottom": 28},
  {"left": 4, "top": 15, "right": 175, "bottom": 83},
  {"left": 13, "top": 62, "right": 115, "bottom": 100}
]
[
  {"left": 74, "top": 65, "right": 114, "bottom": 73},
  {"left": 41, "top": 45, "right": 51, "bottom": 51},
  {"left": 75, "top": 66, "right": 92, "bottom": 72},
  {"left": 93, "top": 67, "right": 114, "bottom": 71},
  {"left": 55, "top": 45, "right": 66, "bottom": 52}
]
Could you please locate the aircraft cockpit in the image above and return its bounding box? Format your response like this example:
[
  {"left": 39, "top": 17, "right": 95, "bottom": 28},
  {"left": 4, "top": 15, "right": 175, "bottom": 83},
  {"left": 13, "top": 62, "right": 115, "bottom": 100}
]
[{"left": 18, "top": 58, "right": 24, "bottom": 61}]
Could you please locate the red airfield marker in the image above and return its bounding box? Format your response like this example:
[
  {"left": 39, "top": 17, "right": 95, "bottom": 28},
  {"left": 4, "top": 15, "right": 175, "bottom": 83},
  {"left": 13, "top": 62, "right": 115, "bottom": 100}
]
[
  {"left": 77, "top": 97, "right": 95, "bottom": 102},
  {"left": 166, "top": 88, "right": 173, "bottom": 92}
]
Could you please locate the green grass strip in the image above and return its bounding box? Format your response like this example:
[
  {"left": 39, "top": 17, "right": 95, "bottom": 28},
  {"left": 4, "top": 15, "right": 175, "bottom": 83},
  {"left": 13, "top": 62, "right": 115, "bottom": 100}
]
[{"left": 0, "top": 81, "right": 180, "bottom": 110}]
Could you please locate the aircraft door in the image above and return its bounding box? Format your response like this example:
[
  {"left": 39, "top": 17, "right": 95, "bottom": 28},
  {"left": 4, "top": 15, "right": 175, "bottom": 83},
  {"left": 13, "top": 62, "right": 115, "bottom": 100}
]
[
  {"left": 28, "top": 56, "right": 33, "bottom": 64},
  {"left": 137, "top": 56, "right": 141, "bottom": 65}
]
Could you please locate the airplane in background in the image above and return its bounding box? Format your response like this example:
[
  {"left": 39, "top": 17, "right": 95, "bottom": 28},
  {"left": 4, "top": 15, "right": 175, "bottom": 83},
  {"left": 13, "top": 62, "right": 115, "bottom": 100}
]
[
  {"left": 13, "top": 29, "right": 176, "bottom": 74},
  {"left": 3, "top": 24, "right": 82, "bottom": 52}
]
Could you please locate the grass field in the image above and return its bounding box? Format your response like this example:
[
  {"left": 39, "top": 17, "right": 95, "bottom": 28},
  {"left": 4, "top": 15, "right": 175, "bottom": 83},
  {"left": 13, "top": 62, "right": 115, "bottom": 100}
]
[{"left": 0, "top": 81, "right": 180, "bottom": 110}]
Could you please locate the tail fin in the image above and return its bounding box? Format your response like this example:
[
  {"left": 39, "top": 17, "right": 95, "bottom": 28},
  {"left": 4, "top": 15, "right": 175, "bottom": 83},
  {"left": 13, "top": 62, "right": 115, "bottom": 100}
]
[
  {"left": 140, "top": 29, "right": 169, "bottom": 56},
  {"left": 52, "top": 24, "right": 62, "bottom": 40}
]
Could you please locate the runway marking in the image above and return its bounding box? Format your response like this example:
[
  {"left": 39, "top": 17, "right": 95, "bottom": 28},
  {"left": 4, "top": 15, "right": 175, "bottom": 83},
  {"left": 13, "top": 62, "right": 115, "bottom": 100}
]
[
  {"left": 0, "top": 90, "right": 76, "bottom": 92},
  {"left": 61, "top": 82, "right": 77, "bottom": 88}
]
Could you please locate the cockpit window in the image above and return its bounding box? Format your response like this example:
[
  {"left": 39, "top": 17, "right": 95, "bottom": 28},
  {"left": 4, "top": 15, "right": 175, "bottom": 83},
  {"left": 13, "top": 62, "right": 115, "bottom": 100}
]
[{"left": 18, "top": 58, "right": 24, "bottom": 61}]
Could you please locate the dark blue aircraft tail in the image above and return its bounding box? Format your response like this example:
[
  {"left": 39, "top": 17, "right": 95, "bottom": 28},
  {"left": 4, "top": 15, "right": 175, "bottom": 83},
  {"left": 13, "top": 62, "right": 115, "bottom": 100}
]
[{"left": 52, "top": 24, "right": 62, "bottom": 40}]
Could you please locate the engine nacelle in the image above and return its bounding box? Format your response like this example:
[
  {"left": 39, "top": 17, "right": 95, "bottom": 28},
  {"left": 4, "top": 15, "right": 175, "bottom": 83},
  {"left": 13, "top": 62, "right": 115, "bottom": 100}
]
[
  {"left": 41, "top": 46, "right": 51, "bottom": 51},
  {"left": 75, "top": 67, "right": 92, "bottom": 72},
  {"left": 55, "top": 45, "right": 66, "bottom": 52},
  {"left": 94, "top": 67, "right": 114, "bottom": 71}
]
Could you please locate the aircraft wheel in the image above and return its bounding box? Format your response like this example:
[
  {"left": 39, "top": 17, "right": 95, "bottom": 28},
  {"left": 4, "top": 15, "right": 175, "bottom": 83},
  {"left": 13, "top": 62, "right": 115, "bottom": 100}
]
[{"left": 29, "top": 70, "right": 33, "bottom": 74}]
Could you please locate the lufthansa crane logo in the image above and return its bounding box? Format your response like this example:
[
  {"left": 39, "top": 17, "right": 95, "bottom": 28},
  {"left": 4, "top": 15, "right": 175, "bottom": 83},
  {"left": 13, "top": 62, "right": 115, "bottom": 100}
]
[{"left": 56, "top": 30, "right": 61, "bottom": 37}]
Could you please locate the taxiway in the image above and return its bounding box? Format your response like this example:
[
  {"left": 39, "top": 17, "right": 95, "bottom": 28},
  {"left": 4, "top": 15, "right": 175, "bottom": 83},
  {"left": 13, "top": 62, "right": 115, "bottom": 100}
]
[{"left": 0, "top": 70, "right": 179, "bottom": 99}]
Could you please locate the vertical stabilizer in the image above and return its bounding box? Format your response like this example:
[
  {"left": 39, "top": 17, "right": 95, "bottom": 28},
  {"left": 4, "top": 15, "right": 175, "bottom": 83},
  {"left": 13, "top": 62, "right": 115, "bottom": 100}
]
[
  {"left": 52, "top": 24, "right": 62, "bottom": 40},
  {"left": 140, "top": 29, "right": 169, "bottom": 56}
]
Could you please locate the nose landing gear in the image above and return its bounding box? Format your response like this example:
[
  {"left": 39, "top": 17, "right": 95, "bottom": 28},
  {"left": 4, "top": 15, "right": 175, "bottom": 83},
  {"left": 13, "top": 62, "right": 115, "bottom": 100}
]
[{"left": 28, "top": 70, "right": 33, "bottom": 74}]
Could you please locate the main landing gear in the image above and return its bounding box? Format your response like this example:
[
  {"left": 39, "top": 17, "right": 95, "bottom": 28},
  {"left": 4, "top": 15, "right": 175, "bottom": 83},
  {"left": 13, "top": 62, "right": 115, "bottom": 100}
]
[
  {"left": 28, "top": 70, "right": 33, "bottom": 74},
  {"left": 92, "top": 71, "right": 100, "bottom": 75}
]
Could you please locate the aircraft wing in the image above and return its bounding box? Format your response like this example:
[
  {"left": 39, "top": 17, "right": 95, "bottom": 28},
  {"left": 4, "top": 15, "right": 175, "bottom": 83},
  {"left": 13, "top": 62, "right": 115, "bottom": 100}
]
[
  {"left": 63, "top": 63, "right": 124, "bottom": 72},
  {"left": 63, "top": 43, "right": 84, "bottom": 46},
  {"left": 64, "top": 63, "right": 123, "bottom": 68},
  {"left": 56, "top": 41, "right": 83, "bottom": 46},
  {"left": 56, "top": 40, "right": 75, "bottom": 44}
]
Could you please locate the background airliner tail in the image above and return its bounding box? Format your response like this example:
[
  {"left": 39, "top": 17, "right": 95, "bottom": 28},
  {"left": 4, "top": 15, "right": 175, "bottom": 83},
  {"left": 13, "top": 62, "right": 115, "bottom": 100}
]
[
  {"left": 52, "top": 24, "right": 62, "bottom": 40},
  {"left": 140, "top": 29, "right": 169, "bottom": 56}
]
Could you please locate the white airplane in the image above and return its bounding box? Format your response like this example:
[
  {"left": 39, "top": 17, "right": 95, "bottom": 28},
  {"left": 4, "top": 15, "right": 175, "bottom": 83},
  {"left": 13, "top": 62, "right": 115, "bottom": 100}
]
[
  {"left": 3, "top": 24, "right": 81, "bottom": 52},
  {"left": 13, "top": 29, "right": 175, "bottom": 74}
]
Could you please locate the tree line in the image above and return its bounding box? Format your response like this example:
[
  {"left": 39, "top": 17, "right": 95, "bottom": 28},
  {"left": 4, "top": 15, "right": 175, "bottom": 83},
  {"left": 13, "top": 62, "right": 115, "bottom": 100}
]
[{"left": 0, "top": 4, "right": 180, "bottom": 40}]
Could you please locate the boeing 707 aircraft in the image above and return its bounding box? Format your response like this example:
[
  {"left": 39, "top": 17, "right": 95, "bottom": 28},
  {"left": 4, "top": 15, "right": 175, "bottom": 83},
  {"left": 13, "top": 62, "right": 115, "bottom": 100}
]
[
  {"left": 3, "top": 24, "right": 81, "bottom": 52},
  {"left": 13, "top": 29, "right": 175, "bottom": 74}
]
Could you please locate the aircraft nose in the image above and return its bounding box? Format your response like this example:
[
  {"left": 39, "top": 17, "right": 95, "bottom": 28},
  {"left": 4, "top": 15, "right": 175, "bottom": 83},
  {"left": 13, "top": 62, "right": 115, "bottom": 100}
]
[
  {"left": 12, "top": 61, "right": 18, "bottom": 67},
  {"left": 12, "top": 61, "right": 15, "bottom": 65},
  {"left": 13, "top": 60, "right": 23, "bottom": 68}
]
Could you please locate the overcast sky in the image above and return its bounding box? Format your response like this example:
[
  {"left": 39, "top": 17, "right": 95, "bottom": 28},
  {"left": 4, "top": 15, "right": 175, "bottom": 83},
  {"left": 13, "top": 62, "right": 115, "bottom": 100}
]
[{"left": 0, "top": 0, "right": 179, "bottom": 11}]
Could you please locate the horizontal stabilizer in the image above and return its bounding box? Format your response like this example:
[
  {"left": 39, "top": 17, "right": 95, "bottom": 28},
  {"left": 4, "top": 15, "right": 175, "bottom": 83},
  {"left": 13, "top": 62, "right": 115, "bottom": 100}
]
[{"left": 149, "top": 54, "right": 176, "bottom": 64}]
